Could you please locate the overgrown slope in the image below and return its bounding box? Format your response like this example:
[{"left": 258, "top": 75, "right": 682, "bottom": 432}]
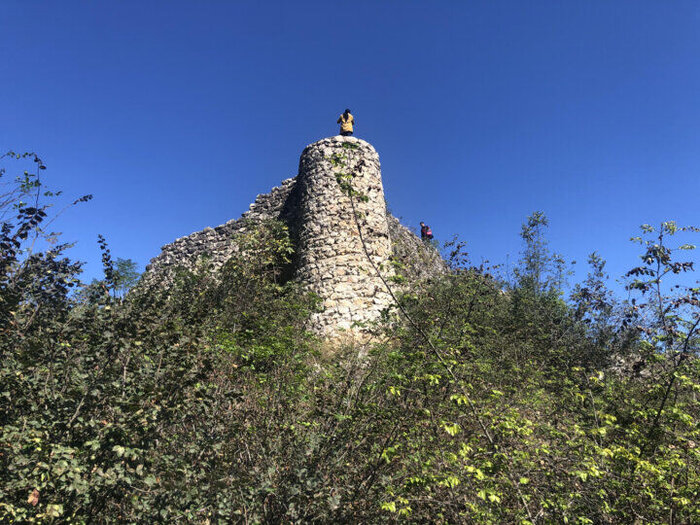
[{"left": 2, "top": 155, "right": 699, "bottom": 523}]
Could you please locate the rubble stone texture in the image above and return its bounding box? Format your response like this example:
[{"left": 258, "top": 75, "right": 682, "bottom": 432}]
[
  {"left": 143, "top": 136, "right": 446, "bottom": 336},
  {"left": 295, "top": 137, "right": 394, "bottom": 334}
]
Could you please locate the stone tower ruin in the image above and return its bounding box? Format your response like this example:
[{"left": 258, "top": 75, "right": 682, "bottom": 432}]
[
  {"left": 295, "top": 137, "right": 394, "bottom": 334},
  {"left": 143, "top": 136, "right": 445, "bottom": 337}
]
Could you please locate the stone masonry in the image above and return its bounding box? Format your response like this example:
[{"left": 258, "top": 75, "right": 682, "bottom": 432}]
[
  {"left": 295, "top": 137, "right": 394, "bottom": 334},
  {"left": 143, "top": 136, "right": 446, "bottom": 336}
]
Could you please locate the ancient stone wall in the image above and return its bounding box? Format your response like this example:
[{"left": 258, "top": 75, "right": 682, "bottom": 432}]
[
  {"left": 141, "top": 177, "right": 298, "bottom": 287},
  {"left": 143, "top": 136, "right": 446, "bottom": 336},
  {"left": 387, "top": 215, "right": 447, "bottom": 281}
]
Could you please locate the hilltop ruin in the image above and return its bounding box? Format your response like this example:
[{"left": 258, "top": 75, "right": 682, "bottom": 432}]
[{"left": 143, "top": 136, "right": 445, "bottom": 336}]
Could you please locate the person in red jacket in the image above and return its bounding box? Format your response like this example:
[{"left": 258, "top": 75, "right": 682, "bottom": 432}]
[{"left": 420, "top": 222, "right": 433, "bottom": 240}]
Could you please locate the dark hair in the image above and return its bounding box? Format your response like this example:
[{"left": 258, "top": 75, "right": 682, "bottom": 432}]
[{"left": 344, "top": 108, "right": 351, "bottom": 114}]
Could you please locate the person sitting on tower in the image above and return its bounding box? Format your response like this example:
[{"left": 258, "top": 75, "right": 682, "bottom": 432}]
[{"left": 337, "top": 108, "right": 355, "bottom": 136}]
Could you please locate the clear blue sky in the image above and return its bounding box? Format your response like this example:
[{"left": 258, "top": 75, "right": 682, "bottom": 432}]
[{"left": 3, "top": 1, "right": 699, "bottom": 291}]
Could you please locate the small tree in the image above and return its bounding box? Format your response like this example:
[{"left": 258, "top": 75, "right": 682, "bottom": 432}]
[
  {"left": 113, "top": 257, "right": 140, "bottom": 298},
  {"left": 515, "top": 211, "right": 550, "bottom": 294}
]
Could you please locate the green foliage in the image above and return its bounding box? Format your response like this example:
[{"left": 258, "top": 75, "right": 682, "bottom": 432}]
[
  {"left": 113, "top": 258, "right": 140, "bottom": 298},
  {"left": 1, "top": 156, "right": 698, "bottom": 523},
  {"left": 513, "top": 211, "right": 569, "bottom": 296}
]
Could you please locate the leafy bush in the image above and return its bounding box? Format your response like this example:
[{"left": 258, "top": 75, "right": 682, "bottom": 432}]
[{"left": 1, "top": 156, "right": 698, "bottom": 523}]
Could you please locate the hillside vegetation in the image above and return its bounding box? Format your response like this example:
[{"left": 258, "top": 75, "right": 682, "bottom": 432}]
[{"left": 1, "top": 154, "right": 699, "bottom": 523}]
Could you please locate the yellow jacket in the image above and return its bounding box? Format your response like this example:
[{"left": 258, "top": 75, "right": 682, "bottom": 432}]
[{"left": 337, "top": 113, "right": 354, "bottom": 133}]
